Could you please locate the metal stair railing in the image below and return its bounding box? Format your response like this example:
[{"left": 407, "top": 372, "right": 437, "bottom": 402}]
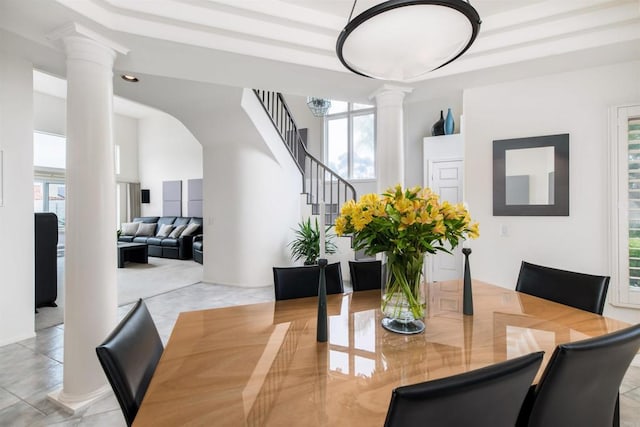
[{"left": 253, "top": 89, "right": 356, "bottom": 225}]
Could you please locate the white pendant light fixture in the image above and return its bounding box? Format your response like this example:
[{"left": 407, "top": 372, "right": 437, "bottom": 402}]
[
  {"left": 336, "top": 0, "right": 481, "bottom": 82},
  {"left": 306, "top": 97, "right": 332, "bottom": 117}
]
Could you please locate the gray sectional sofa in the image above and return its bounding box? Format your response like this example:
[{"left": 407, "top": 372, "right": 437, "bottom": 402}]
[{"left": 118, "top": 216, "right": 203, "bottom": 260}]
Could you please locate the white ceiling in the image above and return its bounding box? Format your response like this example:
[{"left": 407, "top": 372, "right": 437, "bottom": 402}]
[{"left": 2, "top": 0, "right": 640, "bottom": 113}]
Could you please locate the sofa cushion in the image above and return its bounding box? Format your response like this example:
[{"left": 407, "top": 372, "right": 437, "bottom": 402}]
[
  {"left": 189, "top": 217, "right": 203, "bottom": 226},
  {"left": 161, "top": 238, "right": 179, "bottom": 247},
  {"left": 118, "top": 235, "right": 134, "bottom": 243},
  {"left": 133, "top": 236, "right": 149, "bottom": 243},
  {"left": 158, "top": 217, "right": 176, "bottom": 228},
  {"left": 136, "top": 223, "right": 156, "bottom": 237},
  {"left": 133, "top": 217, "right": 159, "bottom": 224},
  {"left": 146, "top": 237, "right": 163, "bottom": 245},
  {"left": 156, "top": 223, "right": 174, "bottom": 238},
  {"left": 120, "top": 222, "right": 139, "bottom": 236},
  {"left": 193, "top": 240, "right": 203, "bottom": 251},
  {"left": 181, "top": 223, "right": 200, "bottom": 237},
  {"left": 169, "top": 225, "right": 186, "bottom": 238},
  {"left": 173, "top": 217, "right": 191, "bottom": 227}
]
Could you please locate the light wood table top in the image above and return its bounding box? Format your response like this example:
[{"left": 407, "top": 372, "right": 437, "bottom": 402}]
[{"left": 134, "top": 280, "right": 630, "bottom": 426}]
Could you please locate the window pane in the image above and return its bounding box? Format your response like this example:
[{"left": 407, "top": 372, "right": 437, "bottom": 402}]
[
  {"left": 327, "top": 118, "right": 348, "bottom": 177},
  {"left": 34, "top": 132, "right": 65, "bottom": 169},
  {"left": 327, "top": 100, "right": 348, "bottom": 115},
  {"left": 628, "top": 117, "right": 640, "bottom": 294},
  {"left": 34, "top": 182, "right": 44, "bottom": 212},
  {"left": 353, "top": 102, "right": 374, "bottom": 110},
  {"left": 352, "top": 114, "right": 375, "bottom": 179},
  {"left": 48, "top": 183, "right": 66, "bottom": 227}
]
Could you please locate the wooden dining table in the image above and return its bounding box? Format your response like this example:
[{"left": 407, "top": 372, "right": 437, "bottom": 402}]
[{"left": 133, "top": 280, "right": 631, "bottom": 426}]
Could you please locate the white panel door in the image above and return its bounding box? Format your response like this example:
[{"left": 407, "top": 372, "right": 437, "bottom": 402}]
[{"left": 429, "top": 160, "right": 464, "bottom": 282}]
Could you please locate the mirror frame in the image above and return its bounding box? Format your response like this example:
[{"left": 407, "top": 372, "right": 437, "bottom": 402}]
[{"left": 493, "top": 133, "right": 569, "bottom": 216}]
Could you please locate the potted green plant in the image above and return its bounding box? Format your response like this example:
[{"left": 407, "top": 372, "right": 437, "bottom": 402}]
[{"left": 289, "top": 217, "right": 338, "bottom": 265}]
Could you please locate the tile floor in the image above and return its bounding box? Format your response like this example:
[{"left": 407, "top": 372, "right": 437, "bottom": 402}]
[{"left": 1, "top": 282, "right": 640, "bottom": 426}]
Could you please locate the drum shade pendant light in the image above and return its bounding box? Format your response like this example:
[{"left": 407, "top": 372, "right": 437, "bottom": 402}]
[
  {"left": 336, "top": 0, "right": 481, "bottom": 82},
  {"left": 306, "top": 97, "right": 332, "bottom": 117}
]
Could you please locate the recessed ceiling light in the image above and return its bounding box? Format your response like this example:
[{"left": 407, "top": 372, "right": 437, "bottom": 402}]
[{"left": 121, "top": 74, "right": 139, "bottom": 82}]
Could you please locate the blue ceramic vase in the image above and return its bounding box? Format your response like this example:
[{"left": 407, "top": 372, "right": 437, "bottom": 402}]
[{"left": 445, "top": 108, "right": 455, "bottom": 135}]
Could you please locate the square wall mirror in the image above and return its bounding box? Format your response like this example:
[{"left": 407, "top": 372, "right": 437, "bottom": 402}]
[{"left": 493, "top": 134, "right": 569, "bottom": 216}]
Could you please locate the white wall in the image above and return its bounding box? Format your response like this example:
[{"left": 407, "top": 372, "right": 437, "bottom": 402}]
[
  {"left": 200, "top": 89, "right": 302, "bottom": 287},
  {"left": 114, "top": 114, "right": 139, "bottom": 183},
  {"left": 0, "top": 52, "right": 35, "bottom": 345},
  {"left": 34, "top": 92, "right": 65, "bottom": 136},
  {"left": 137, "top": 114, "right": 203, "bottom": 217},
  {"left": 405, "top": 94, "right": 463, "bottom": 188},
  {"left": 282, "top": 93, "right": 324, "bottom": 159},
  {"left": 464, "top": 60, "right": 640, "bottom": 323}
]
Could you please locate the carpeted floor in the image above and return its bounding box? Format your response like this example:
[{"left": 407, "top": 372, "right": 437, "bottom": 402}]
[{"left": 35, "top": 256, "right": 203, "bottom": 330}]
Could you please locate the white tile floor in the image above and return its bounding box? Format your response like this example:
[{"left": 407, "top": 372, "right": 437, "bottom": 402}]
[{"left": 1, "top": 281, "right": 639, "bottom": 426}]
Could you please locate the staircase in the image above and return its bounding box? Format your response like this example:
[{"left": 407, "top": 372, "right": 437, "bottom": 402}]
[{"left": 253, "top": 89, "right": 356, "bottom": 225}]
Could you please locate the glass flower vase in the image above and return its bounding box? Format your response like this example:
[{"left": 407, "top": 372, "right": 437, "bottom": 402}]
[{"left": 381, "top": 251, "right": 427, "bottom": 334}]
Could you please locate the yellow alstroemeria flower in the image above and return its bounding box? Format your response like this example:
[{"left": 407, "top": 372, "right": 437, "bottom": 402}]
[
  {"left": 394, "top": 197, "right": 413, "bottom": 214},
  {"left": 468, "top": 222, "right": 480, "bottom": 239},
  {"left": 340, "top": 199, "right": 357, "bottom": 217},
  {"left": 374, "top": 201, "right": 388, "bottom": 217},
  {"left": 409, "top": 185, "right": 422, "bottom": 196},
  {"left": 336, "top": 187, "right": 478, "bottom": 263},
  {"left": 417, "top": 210, "right": 433, "bottom": 224},
  {"left": 334, "top": 216, "right": 347, "bottom": 236},
  {"left": 352, "top": 213, "right": 373, "bottom": 231},
  {"left": 401, "top": 211, "right": 417, "bottom": 227},
  {"left": 440, "top": 201, "right": 453, "bottom": 218},
  {"left": 360, "top": 193, "right": 380, "bottom": 209}
]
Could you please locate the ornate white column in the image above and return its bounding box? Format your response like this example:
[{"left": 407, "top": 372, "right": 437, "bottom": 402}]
[
  {"left": 47, "top": 23, "right": 128, "bottom": 412},
  {"left": 370, "top": 84, "right": 413, "bottom": 192}
]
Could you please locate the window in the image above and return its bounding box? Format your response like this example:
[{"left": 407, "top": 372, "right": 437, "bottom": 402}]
[
  {"left": 325, "top": 101, "right": 375, "bottom": 180},
  {"left": 611, "top": 104, "right": 640, "bottom": 307},
  {"left": 34, "top": 131, "right": 65, "bottom": 169}
]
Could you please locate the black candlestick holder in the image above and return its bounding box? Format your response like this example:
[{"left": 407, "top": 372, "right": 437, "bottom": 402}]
[
  {"left": 317, "top": 258, "right": 328, "bottom": 342},
  {"left": 462, "top": 248, "right": 473, "bottom": 315}
]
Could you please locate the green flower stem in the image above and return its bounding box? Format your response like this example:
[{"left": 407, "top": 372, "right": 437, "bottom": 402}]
[{"left": 382, "top": 252, "right": 425, "bottom": 320}]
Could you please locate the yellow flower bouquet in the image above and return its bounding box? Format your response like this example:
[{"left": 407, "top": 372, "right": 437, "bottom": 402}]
[{"left": 335, "top": 185, "right": 479, "bottom": 333}]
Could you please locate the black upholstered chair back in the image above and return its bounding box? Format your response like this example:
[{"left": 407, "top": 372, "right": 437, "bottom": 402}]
[
  {"left": 515, "top": 261, "right": 610, "bottom": 314},
  {"left": 96, "top": 299, "right": 164, "bottom": 426},
  {"left": 349, "top": 260, "right": 382, "bottom": 291},
  {"left": 273, "top": 263, "right": 344, "bottom": 300},
  {"left": 385, "top": 351, "right": 544, "bottom": 427},
  {"left": 519, "top": 323, "right": 640, "bottom": 427}
]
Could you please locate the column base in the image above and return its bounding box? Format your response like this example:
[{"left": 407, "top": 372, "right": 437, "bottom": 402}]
[{"left": 47, "top": 384, "right": 112, "bottom": 414}]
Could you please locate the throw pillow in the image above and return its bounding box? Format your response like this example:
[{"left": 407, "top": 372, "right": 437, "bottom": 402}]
[
  {"left": 168, "top": 225, "right": 186, "bottom": 239},
  {"left": 180, "top": 223, "right": 200, "bottom": 237},
  {"left": 135, "top": 223, "right": 157, "bottom": 237},
  {"left": 121, "top": 222, "right": 139, "bottom": 236},
  {"left": 156, "top": 223, "right": 174, "bottom": 238}
]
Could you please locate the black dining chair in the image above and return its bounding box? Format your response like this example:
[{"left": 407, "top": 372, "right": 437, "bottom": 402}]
[
  {"left": 384, "top": 351, "right": 544, "bottom": 427},
  {"left": 517, "top": 323, "right": 640, "bottom": 427},
  {"left": 348, "top": 260, "right": 382, "bottom": 291},
  {"left": 515, "top": 261, "right": 610, "bottom": 314},
  {"left": 96, "top": 299, "right": 164, "bottom": 426},
  {"left": 273, "top": 262, "right": 344, "bottom": 300}
]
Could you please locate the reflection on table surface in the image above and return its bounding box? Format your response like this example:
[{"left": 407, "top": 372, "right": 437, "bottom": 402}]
[{"left": 133, "top": 280, "right": 629, "bottom": 427}]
